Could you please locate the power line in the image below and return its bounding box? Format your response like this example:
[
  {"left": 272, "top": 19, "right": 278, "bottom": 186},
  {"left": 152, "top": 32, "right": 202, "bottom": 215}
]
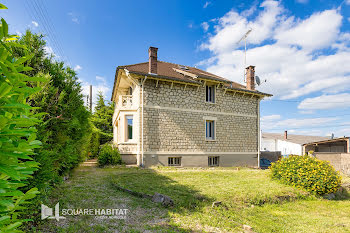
[
  {"left": 35, "top": 0, "right": 72, "bottom": 65},
  {"left": 24, "top": 0, "right": 72, "bottom": 66},
  {"left": 263, "top": 98, "right": 350, "bottom": 104},
  {"left": 265, "top": 123, "right": 350, "bottom": 131}
]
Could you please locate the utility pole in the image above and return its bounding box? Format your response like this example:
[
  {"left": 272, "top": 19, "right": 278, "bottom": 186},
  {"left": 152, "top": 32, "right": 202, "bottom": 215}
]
[{"left": 89, "top": 85, "right": 92, "bottom": 112}]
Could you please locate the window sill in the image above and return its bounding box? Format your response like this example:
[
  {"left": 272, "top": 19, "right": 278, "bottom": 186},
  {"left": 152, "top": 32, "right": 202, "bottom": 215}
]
[
  {"left": 118, "top": 142, "right": 137, "bottom": 145},
  {"left": 205, "top": 102, "right": 216, "bottom": 105},
  {"left": 205, "top": 139, "right": 216, "bottom": 142}
]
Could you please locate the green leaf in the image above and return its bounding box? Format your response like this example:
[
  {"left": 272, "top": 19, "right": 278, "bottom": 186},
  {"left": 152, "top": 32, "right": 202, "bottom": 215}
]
[
  {"left": 0, "top": 82, "right": 12, "bottom": 98},
  {"left": 0, "top": 4, "right": 8, "bottom": 9},
  {"left": 0, "top": 165, "right": 21, "bottom": 180},
  {"left": 1, "top": 18, "right": 8, "bottom": 37}
]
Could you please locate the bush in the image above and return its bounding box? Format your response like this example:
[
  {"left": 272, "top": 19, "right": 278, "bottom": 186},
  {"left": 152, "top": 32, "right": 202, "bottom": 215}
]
[
  {"left": 270, "top": 155, "right": 341, "bottom": 195},
  {"left": 88, "top": 124, "right": 101, "bottom": 158},
  {"left": 0, "top": 12, "right": 41, "bottom": 231},
  {"left": 98, "top": 144, "right": 122, "bottom": 166}
]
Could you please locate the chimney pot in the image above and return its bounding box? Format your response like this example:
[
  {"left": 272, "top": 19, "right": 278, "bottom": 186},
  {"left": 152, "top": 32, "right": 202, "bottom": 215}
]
[
  {"left": 148, "top": 46, "right": 158, "bottom": 74},
  {"left": 284, "top": 130, "right": 288, "bottom": 140},
  {"left": 246, "top": 65, "right": 255, "bottom": 90}
]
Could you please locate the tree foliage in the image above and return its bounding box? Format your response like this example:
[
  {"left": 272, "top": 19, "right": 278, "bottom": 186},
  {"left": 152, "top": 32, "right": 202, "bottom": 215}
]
[
  {"left": 10, "top": 30, "right": 92, "bottom": 192},
  {"left": 0, "top": 12, "right": 42, "bottom": 232},
  {"left": 91, "top": 92, "right": 114, "bottom": 150}
]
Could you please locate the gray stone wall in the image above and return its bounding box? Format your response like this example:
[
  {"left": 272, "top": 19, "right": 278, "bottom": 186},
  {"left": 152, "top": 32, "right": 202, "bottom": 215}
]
[
  {"left": 315, "top": 152, "right": 350, "bottom": 175},
  {"left": 143, "top": 80, "right": 258, "bottom": 116},
  {"left": 142, "top": 79, "right": 259, "bottom": 153}
]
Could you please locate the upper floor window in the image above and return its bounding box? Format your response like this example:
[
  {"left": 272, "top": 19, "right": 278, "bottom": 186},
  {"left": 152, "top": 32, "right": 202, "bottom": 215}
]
[
  {"left": 126, "top": 115, "right": 133, "bottom": 140},
  {"left": 206, "top": 85, "right": 215, "bottom": 103},
  {"left": 128, "top": 86, "right": 133, "bottom": 95},
  {"left": 205, "top": 120, "right": 215, "bottom": 140}
]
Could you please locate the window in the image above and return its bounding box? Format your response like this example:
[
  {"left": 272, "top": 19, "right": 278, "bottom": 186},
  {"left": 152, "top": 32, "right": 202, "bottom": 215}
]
[
  {"left": 128, "top": 86, "right": 133, "bottom": 95},
  {"left": 168, "top": 157, "right": 181, "bottom": 166},
  {"left": 208, "top": 156, "right": 219, "bottom": 166},
  {"left": 206, "top": 85, "right": 215, "bottom": 103},
  {"left": 206, "top": 120, "right": 215, "bottom": 140},
  {"left": 126, "top": 115, "right": 133, "bottom": 140}
]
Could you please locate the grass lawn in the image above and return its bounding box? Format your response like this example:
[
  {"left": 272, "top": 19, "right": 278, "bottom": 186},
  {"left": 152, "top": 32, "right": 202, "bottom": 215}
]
[{"left": 35, "top": 166, "right": 350, "bottom": 233}]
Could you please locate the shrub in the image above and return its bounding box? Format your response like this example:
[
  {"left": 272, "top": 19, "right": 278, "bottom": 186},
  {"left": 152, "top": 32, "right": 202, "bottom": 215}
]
[
  {"left": 89, "top": 125, "right": 101, "bottom": 158},
  {"left": 0, "top": 10, "right": 42, "bottom": 232},
  {"left": 98, "top": 144, "right": 122, "bottom": 166},
  {"left": 270, "top": 155, "right": 341, "bottom": 195}
]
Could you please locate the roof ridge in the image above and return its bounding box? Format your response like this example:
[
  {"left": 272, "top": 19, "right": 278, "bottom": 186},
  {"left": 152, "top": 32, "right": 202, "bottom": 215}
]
[{"left": 118, "top": 61, "right": 149, "bottom": 68}]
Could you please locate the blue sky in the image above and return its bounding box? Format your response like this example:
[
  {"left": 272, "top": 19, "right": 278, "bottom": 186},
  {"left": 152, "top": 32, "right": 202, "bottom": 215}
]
[{"left": 2, "top": 0, "right": 350, "bottom": 137}]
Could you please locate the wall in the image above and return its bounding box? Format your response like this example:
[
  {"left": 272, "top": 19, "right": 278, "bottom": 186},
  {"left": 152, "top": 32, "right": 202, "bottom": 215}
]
[
  {"left": 315, "top": 152, "right": 350, "bottom": 175},
  {"left": 261, "top": 138, "right": 276, "bottom": 151},
  {"left": 261, "top": 138, "right": 302, "bottom": 155},
  {"left": 141, "top": 79, "right": 260, "bottom": 167},
  {"left": 261, "top": 151, "right": 281, "bottom": 162}
]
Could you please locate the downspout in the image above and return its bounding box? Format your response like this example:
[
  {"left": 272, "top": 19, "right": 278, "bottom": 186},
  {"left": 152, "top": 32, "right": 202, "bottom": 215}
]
[
  {"left": 258, "top": 98, "right": 261, "bottom": 168},
  {"left": 141, "top": 76, "right": 148, "bottom": 167}
]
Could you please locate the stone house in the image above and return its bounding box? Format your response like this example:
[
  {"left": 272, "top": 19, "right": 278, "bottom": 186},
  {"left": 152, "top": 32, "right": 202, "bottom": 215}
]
[{"left": 111, "top": 46, "right": 271, "bottom": 167}]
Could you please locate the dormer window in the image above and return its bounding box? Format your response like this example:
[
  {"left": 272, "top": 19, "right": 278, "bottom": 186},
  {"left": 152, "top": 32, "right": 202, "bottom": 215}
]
[{"left": 206, "top": 85, "right": 215, "bottom": 103}]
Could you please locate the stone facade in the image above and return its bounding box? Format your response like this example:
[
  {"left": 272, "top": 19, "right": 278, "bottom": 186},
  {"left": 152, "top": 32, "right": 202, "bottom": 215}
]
[{"left": 140, "top": 79, "right": 260, "bottom": 167}]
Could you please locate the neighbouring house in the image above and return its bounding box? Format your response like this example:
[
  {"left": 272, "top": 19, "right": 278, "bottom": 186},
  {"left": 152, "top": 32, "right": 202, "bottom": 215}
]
[
  {"left": 261, "top": 131, "right": 329, "bottom": 156},
  {"left": 111, "top": 46, "right": 271, "bottom": 167},
  {"left": 303, "top": 137, "right": 350, "bottom": 175},
  {"left": 303, "top": 137, "right": 350, "bottom": 153}
]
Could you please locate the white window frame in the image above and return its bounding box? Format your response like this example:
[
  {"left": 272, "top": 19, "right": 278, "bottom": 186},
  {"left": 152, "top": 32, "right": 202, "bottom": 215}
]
[
  {"left": 205, "top": 85, "right": 216, "bottom": 103},
  {"left": 204, "top": 116, "right": 216, "bottom": 141},
  {"left": 125, "top": 115, "right": 134, "bottom": 142}
]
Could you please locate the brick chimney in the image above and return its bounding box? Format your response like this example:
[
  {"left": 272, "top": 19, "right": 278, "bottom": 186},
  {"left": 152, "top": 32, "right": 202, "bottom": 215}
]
[
  {"left": 148, "top": 46, "right": 158, "bottom": 74},
  {"left": 246, "top": 65, "right": 255, "bottom": 90},
  {"left": 284, "top": 130, "right": 288, "bottom": 140}
]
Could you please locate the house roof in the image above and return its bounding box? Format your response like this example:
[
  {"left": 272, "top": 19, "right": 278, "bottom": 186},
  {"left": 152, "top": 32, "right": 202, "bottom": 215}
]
[
  {"left": 112, "top": 60, "right": 272, "bottom": 100},
  {"left": 262, "top": 132, "right": 330, "bottom": 145},
  {"left": 302, "top": 137, "right": 349, "bottom": 146}
]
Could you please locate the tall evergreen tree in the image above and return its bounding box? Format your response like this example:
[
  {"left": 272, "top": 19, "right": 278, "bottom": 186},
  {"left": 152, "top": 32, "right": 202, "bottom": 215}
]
[{"left": 91, "top": 91, "right": 114, "bottom": 145}]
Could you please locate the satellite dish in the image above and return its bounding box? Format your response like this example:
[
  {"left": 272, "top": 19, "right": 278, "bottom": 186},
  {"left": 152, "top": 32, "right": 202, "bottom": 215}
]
[{"left": 255, "top": 76, "right": 261, "bottom": 86}]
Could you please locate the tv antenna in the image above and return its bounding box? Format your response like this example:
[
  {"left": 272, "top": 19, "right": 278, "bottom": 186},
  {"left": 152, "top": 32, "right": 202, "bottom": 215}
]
[{"left": 237, "top": 28, "right": 252, "bottom": 82}]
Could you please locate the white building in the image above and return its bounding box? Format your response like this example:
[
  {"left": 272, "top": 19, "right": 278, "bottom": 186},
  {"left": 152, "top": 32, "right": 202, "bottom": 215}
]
[{"left": 261, "top": 131, "right": 329, "bottom": 156}]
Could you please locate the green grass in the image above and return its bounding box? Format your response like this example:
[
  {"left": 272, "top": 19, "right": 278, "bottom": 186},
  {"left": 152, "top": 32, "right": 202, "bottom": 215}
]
[{"left": 34, "top": 166, "right": 350, "bottom": 232}]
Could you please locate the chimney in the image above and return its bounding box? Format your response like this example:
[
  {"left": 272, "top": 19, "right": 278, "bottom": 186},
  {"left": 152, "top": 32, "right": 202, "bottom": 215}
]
[
  {"left": 148, "top": 46, "right": 158, "bottom": 74},
  {"left": 284, "top": 130, "right": 288, "bottom": 140},
  {"left": 246, "top": 65, "right": 255, "bottom": 90}
]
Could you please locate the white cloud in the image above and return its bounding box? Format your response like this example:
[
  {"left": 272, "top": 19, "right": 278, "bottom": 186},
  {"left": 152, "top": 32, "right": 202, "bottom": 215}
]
[
  {"left": 275, "top": 10, "right": 342, "bottom": 51},
  {"left": 44, "top": 46, "right": 57, "bottom": 57},
  {"left": 198, "top": 0, "right": 350, "bottom": 100},
  {"left": 262, "top": 116, "right": 338, "bottom": 132},
  {"left": 203, "top": 1, "right": 211, "bottom": 8},
  {"left": 68, "top": 12, "right": 79, "bottom": 24},
  {"left": 31, "top": 21, "right": 39, "bottom": 27},
  {"left": 298, "top": 93, "right": 350, "bottom": 110},
  {"left": 74, "top": 65, "right": 82, "bottom": 71},
  {"left": 346, "top": 0, "right": 350, "bottom": 5},
  {"left": 261, "top": 114, "right": 281, "bottom": 121},
  {"left": 201, "top": 22, "right": 209, "bottom": 32}
]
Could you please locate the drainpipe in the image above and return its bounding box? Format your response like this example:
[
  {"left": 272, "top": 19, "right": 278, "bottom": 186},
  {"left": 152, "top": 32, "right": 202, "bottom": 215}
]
[
  {"left": 141, "top": 76, "right": 148, "bottom": 167},
  {"left": 258, "top": 98, "right": 261, "bottom": 168}
]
